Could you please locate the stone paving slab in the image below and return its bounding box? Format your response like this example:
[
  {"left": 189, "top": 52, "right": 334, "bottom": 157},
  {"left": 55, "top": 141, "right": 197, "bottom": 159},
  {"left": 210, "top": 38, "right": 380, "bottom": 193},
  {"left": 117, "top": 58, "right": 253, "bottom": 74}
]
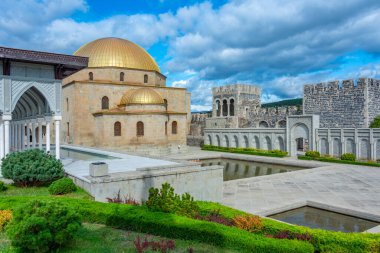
[{"left": 222, "top": 164, "right": 380, "bottom": 218}]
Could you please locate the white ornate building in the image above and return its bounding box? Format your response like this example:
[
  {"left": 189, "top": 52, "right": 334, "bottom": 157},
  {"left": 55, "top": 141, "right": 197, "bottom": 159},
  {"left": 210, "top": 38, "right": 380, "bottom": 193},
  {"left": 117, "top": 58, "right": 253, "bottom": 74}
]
[{"left": 0, "top": 46, "right": 87, "bottom": 159}]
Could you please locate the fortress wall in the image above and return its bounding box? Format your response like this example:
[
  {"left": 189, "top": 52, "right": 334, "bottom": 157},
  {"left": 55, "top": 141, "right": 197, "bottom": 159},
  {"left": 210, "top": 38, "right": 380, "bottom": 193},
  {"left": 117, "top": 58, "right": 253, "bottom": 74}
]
[{"left": 303, "top": 78, "right": 379, "bottom": 128}]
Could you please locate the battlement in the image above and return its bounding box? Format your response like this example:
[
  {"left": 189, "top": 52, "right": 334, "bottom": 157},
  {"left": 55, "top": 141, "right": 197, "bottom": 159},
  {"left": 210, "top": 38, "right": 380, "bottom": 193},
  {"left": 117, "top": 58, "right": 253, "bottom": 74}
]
[
  {"left": 212, "top": 83, "right": 261, "bottom": 95},
  {"left": 304, "top": 78, "right": 380, "bottom": 94}
]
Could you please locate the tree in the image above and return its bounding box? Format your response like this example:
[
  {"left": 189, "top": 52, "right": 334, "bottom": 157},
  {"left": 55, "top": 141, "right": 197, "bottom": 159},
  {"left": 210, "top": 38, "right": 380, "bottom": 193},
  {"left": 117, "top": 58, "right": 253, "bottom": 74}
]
[{"left": 370, "top": 115, "right": 380, "bottom": 128}]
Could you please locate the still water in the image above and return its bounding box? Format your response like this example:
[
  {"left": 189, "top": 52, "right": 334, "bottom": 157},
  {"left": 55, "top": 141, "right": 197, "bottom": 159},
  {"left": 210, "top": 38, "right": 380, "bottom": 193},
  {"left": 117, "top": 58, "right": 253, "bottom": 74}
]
[
  {"left": 269, "top": 206, "right": 379, "bottom": 232},
  {"left": 200, "top": 158, "right": 306, "bottom": 181},
  {"left": 52, "top": 147, "right": 117, "bottom": 161}
]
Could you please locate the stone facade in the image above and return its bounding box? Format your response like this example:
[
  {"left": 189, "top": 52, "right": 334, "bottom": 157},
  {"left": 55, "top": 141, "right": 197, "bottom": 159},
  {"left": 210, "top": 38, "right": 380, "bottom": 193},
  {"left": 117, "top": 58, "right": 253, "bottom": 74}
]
[
  {"left": 62, "top": 68, "right": 191, "bottom": 155},
  {"left": 187, "top": 112, "right": 211, "bottom": 146},
  {"left": 303, "top": 78, "right": 380, "bottom": 128},
  {"left": 206, "top": 83, "right": 301, "bottom": 130}
]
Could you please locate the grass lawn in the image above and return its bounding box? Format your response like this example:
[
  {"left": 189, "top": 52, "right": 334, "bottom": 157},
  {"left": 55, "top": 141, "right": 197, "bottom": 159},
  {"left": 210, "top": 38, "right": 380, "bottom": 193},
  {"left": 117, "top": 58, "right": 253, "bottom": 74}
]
[
  {"left": 0, "top": 223, "right": 237, "bottom": 253},
  {"left": 0, "top": 184, "right": 92, "bottom": 200}
]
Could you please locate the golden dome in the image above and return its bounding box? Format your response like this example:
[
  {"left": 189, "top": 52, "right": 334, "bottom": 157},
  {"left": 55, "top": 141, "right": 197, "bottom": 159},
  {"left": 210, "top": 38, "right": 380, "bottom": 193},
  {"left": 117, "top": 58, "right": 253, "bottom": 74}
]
[
  {"left": 74, "top": 37, "right": 160, "bottom": 72},
  {"left": 120, "top": 88, "right": 164, "bottom": 105}
]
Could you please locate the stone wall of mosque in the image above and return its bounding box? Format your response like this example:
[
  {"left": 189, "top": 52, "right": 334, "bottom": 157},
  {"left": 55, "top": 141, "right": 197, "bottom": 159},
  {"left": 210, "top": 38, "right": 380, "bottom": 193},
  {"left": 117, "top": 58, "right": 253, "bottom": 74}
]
[{"left": 303, "top": 78, "right": 380, "bottom": 128}]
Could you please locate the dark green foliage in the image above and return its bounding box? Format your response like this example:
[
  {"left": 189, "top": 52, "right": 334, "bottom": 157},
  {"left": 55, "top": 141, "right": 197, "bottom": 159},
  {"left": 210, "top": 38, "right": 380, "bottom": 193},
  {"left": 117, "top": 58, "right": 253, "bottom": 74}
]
[
  {"left": 298, "top": 155, "right": 380, "bottom": 167},
  {"left": 305, "top": 150, "right": 320, "bottom": 158},
  {"left": 202, "top": 145, "right": 288, "bottom": 157},
  {"left": 146, "top": 183, "right": 200, "bottom": 217},
  {"left": 341, "top": 153, "right": 356, "bottom": 161},
  {"left": 370, "top": 115, "right": 380, "bottom": 128},
  {"left": 1, "top": 149, "right": 64, "bottom": 186},
  {"left": 48, "top": 178, "right": 77, "bottom": 195},
  {"left": 0, "top": 197, "right": 378, "bottom": 253},
  {"left": 261, "top": 98, "right": 303, "bottom": 108},
  {"left": 6, "top": 200, "right": 81, "bottom": 253},
  {"left": 0, "top": 181, "right": 7, "bottom": 192}
]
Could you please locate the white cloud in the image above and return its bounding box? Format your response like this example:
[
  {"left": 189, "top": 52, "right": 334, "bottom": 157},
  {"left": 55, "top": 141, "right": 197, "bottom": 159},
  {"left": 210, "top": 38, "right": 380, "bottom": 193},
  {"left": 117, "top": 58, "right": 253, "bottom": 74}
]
[{"left": 1, "top": 0, "right": 380, "bottom": 110}]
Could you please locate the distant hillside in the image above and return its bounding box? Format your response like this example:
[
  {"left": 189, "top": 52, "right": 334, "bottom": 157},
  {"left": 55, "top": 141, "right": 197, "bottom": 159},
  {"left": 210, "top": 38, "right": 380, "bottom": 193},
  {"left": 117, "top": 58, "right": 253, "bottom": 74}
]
[{"left": 261, "top": 98, "right": 302, "bottom": 108}]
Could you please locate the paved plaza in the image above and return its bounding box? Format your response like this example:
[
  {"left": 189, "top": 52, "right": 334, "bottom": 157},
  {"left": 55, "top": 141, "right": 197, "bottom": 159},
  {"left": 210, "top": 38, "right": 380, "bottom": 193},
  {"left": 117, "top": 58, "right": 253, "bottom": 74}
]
[{"left": 169, "top": 147, "right": 380, "bottom": 224}]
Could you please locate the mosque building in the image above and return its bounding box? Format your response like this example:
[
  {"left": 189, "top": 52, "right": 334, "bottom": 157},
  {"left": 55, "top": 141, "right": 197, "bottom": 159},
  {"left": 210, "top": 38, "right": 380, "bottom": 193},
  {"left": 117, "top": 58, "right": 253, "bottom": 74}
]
[{"left": 62, "top": 37, "right": 191, "bottom": 154}]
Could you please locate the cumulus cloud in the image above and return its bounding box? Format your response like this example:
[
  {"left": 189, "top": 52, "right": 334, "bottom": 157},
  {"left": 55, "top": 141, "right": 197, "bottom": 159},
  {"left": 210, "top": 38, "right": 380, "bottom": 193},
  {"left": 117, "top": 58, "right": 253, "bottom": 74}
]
[{"left": 1, "top": 0, "right": 380, "bottom": 111}]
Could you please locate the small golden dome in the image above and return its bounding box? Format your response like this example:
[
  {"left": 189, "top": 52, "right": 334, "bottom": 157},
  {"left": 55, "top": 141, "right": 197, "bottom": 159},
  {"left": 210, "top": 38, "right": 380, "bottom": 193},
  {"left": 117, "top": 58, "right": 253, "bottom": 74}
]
[
  {"left": 74, "top": 37, "right": 160, "bottom": 72},
  {"left": 120, "top": 88, "right": 164, "bottom": 105}
]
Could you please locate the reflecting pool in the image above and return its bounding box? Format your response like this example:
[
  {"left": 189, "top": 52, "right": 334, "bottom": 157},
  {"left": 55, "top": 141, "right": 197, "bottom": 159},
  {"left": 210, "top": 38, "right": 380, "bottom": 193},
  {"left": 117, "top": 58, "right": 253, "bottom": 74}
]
[
  {"left": 269, "top": 206, "right": 379, "bottom": 232},
  {"left": 200, "top": 158, "right": 306, "bottom": 181},
  {"left": 52, "top": 147, "right": 118, "bottom": 161}
]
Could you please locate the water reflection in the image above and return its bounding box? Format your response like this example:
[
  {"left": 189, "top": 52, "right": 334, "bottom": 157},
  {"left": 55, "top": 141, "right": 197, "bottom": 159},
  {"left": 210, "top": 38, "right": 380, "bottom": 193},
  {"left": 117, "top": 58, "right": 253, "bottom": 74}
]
[
  {"left": 52, "top": 147, "right": 117, "bottom": 161},
  {"left": 201, "top": 158, "right": 305, "bottom": 181},
  {"left": 269, "top": 206, "right": 379, "bottom": 232}
]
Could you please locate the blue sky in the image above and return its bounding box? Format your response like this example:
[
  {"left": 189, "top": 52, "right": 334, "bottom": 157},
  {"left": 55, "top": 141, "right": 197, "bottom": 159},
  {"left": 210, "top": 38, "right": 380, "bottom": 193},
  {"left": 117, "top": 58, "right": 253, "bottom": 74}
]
[{"left": 1, "top": 0, "right": 380, "bottom": 111}]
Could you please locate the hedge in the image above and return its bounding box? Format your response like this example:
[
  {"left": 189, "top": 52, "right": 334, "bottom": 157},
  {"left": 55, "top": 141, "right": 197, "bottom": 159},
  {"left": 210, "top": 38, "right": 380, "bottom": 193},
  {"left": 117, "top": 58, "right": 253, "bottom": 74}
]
[
  {"left": 202, "top": 145, "right": 288, "bottom": 157},
  {"left": 0, "top": 196, "right": 311, "bottom": 253},
  {"left": 298, "top": 155, "right": 380, "bottom": 168},
  {"left": 0, "top": 197, "right": 379, "bottom": 252},
  {"left": 198, "top": 202, "right": 380, "bottom": 253}
]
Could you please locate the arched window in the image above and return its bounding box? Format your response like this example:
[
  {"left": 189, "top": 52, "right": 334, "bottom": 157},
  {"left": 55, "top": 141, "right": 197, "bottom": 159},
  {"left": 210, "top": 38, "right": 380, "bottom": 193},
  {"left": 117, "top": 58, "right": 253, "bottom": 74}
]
[
  {"left": 222, "top": 100, "right": 228, "bottom": 116},
  {"left": 137, "top": 121, "right": 144, "bottom": 136},
  {"left": 89, "top": 72, "right": 93, "bottom": 80},
  {"left": 101, "top": 96, "right": 109, "bottom": 110},
  {"left": 144, "top": 74, "right": 148, "bottom": 83},
  {"left": 172, "top": 121, "right": 177, "bottom": 134},
  {"left": 216, "top": 100, "right": 221, "bottom": 117},
  {"left": 230, "top": 99, "right": 235, "bottom": 116},
  {"left": 114, "top": 122, "right": 121, "bottom": 136},
  {"left": 165, "top": 121, "right": 168, "bottom": 135},
  {"left": 120, "top": 72, "right": 124, "bottom": 81}
]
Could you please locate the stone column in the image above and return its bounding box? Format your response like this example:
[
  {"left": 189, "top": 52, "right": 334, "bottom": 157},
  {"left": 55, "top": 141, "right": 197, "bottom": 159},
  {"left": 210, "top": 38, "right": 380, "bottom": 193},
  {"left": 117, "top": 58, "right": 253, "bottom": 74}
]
[
  {"left": 227, "top": 102, "right": 230, "bottom": 117},
  {"left": 0, "top": 122, "right": 4, "bottom": 159},
  {"left": 26, "top": 123, "right": 30, "bottom": 149},
  {"left": 38, "top": 121, "right": 43, "bottom": 150},
  {"left": 31, "top": 122, "right": 36, "bottom": 148},
  {"left": 4, "top": 119, "right": 10, "bottom": 155},
  {"left": 46, "top": 121, "right": 51, "bottom": 153},
  {"left": 21, "top": 122, "right": 25, "bottom": 151},
  {"left": 54, "top": 117, "right": 61, "bottom": 159}
]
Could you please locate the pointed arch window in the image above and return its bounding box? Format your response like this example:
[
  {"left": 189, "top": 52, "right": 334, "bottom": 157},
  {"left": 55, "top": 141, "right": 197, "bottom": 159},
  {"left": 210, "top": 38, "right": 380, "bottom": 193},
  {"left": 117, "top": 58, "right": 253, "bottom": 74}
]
[
  {"left": 120, "top": 72, "right": 124, "bottom": 81},
  {"left": 101, "top": 96, "right": 109, "bottom": 110},
  {"left": 114, "top": 122, "right": 121, "bottom": 136},
  {"left": 172, "top": 121, "right": 177, "bottom": 134},
  {"left": 89, "top": 72, "right": 93, "bottom": 80},
  {"left": 137, "top": 121, "right": 144, "bottom": 136}
]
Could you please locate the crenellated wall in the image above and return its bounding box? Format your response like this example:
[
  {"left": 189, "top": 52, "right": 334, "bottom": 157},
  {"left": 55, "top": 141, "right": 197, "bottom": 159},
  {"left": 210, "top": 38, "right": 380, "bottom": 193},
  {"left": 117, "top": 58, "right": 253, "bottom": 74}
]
[{"left": 303, "top": 78, "right": 380, "bottom": 128}]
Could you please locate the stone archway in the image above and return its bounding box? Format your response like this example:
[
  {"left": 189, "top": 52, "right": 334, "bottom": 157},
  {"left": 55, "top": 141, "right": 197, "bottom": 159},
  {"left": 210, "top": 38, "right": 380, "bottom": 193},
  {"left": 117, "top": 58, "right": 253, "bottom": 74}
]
[{"left": 290, "top": 123, "right": 309, "bottom": 156}]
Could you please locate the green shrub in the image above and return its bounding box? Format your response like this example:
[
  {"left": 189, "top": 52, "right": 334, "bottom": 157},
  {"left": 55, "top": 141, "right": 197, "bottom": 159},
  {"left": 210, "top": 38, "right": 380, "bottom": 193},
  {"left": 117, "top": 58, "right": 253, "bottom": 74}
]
[
  {"left": 0, "top": 181, "right": 7, "bottom": 192},
  {"left": 202, "top": 145, "right": 288, "bottom": 157},
  {"left": 1, "top": 149, "right": 64, "bottom": 187},
  {"left": 146, "top": 183, "right": 200, "bottom": 217},
  {"left": 341, "top": 153, "right": 356, "bottom": 161},
  {"left": 370, "top": 115, "right": 380, "bottom": 128},
  {"left": 305, "top": 150, "right": 320, "bottom": 158},
  {"left": 48, "top": 178, "right": 77, "bottom": 195},
  {"left": 6, "top": 200, "right": 81, "bottom": 253}
]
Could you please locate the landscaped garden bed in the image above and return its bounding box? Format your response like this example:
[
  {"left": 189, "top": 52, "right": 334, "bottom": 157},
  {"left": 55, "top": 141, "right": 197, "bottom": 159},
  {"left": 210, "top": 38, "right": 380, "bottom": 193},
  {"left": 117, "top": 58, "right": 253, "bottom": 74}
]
[
  {"left": 1, "top": 149, "right": 379, "bottom": 252},
  {"left": 202, "top": 145, "right": 288, "bottom": 157},
  {"left": 1, "top": 185, "right": 379, "bottom": 253}
]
